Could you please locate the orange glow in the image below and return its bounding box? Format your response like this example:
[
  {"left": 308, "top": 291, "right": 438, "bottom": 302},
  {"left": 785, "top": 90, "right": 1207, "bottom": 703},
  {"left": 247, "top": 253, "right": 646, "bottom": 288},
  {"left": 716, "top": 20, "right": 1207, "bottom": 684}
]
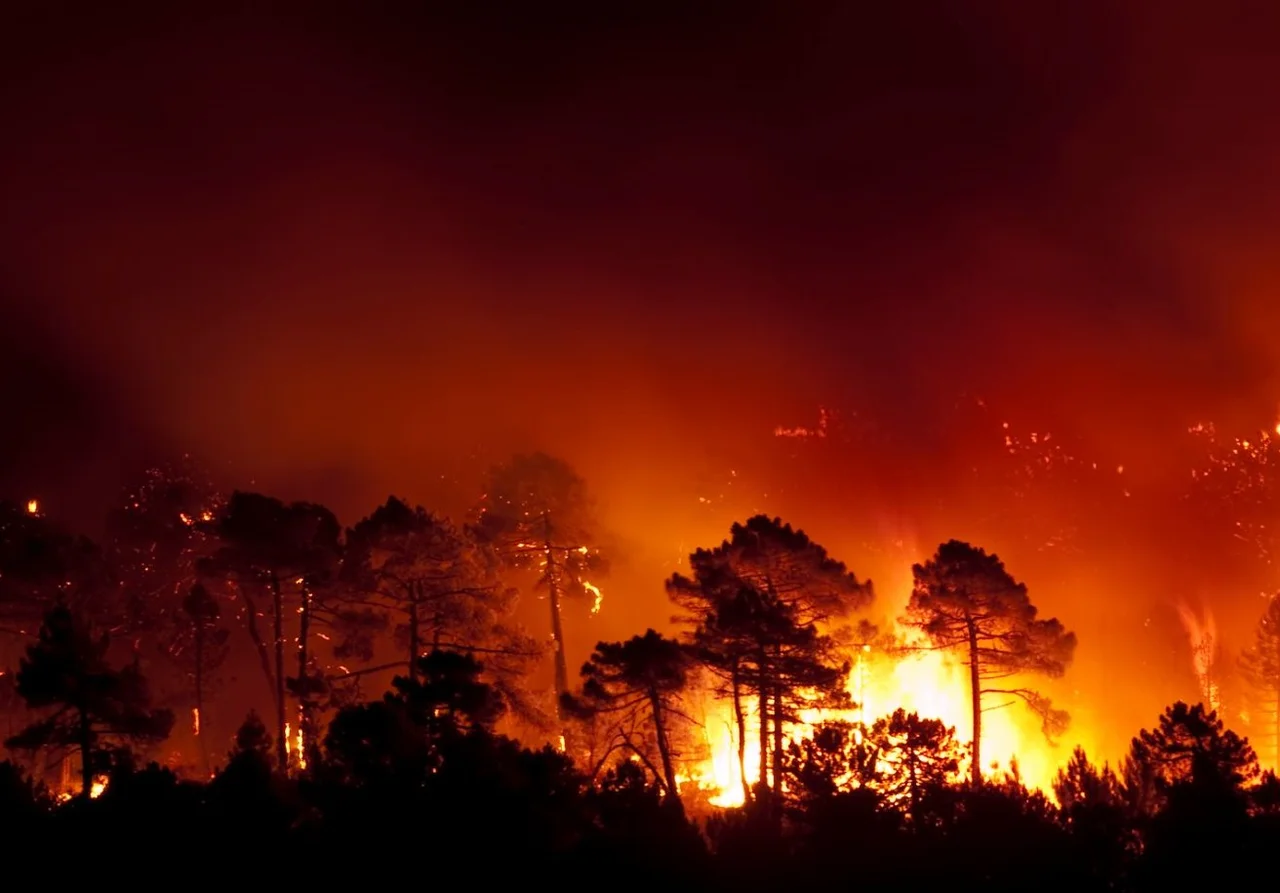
[
  {"left": 191, "top": 706, "right": 200, "bottom": 736},
  {"left": 683, "top": 613, "right": 1093, "bottom": 804},
  {"left": 25, "top": 499, "right": 38, "bottom": 515}
]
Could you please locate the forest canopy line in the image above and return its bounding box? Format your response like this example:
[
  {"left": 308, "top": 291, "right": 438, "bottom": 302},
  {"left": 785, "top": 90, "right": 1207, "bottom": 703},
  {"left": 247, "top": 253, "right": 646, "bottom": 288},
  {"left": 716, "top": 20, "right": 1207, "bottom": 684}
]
[{"left": 1, "top": 451, "right": 1278, "bottom": 888}]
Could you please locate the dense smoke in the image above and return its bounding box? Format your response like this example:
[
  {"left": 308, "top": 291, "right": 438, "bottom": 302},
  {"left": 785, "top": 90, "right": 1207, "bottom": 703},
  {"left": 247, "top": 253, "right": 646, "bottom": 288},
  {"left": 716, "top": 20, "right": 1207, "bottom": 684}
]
[{"left": 4, "top": 3, "right": 1280, "bottom": 768}]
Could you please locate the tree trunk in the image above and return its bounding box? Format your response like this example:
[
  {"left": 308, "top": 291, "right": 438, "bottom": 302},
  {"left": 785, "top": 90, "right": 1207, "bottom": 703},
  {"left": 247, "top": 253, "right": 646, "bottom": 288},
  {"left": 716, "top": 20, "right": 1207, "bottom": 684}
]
[
  {"left": 77, "top": 707, "right": 93, "bottom": 797},
  {"left": 195, "top": 621, "right": 209, "bottom": 776},
  {"left": 270, "top": 572, "right": 288, "bottom": 772},
  {"left": 772, "top": 646, "right": 784, "bottom": 806},
  {"left": 649, "top": 689, "right": 681, "bottom": 808},
  {"left": 236, "top": 584, "right": 278, "bottom": 719},
  {"left": 407, "top": 591, "right": 421, "bottom": 683},
  {"left": 967, "top": 616, "right": 982, "bottom": 786},
  {"left": 757, "top": 654, "right": 770, "bottom": 810},
  {"left": 545, "top": 538, "right": 571, "bottom": 745},
  {"left": 731, "top": 665, "right": 751, "bottom": 805},
  {"left": 296, "top": 582, "right": 312, "bottom": 773}
]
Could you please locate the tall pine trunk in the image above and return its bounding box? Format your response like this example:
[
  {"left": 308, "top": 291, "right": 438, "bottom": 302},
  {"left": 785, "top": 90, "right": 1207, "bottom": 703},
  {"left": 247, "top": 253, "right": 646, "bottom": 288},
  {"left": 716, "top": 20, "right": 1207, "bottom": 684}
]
[
  {"left": 649, "top": 688, "right": 681, "bottom": 807},
  {"left": 731, "top": 665, "right": 751, "bottom": 805},
  {"left": 757, "top": 652, "right": 770, "bottom": 811},
  {"left": 296, "top": 582, "right": 313, "bottom": 771},
  {"left": 545, "top": 538, "right": 571, "bottom": 745},
  {"left": 270, "top": 572, "right": 287, "bottom": 772},
  {"left": 772, "top": 644, "right": 784, "bottom": 805},
  {"left": 967, "top": 616, "right": 982, "bottom": 786},
  {"left": 407, "top": 589, "right": 421, "bottom": 683},
  {"left": 236, "top": 584, "right": 278, "bottom": 725}
]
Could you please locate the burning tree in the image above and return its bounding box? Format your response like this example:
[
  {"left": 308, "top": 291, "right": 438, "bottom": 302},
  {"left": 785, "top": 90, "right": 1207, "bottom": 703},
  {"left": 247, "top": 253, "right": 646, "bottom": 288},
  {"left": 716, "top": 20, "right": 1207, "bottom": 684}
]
[
  {"left": 344, "top": 497, "right": 542, "bottom": 724},
  {"left": 668, "top": 516, "right": 872, "bottom": 816},
  {"left": 1240, "top": 594, "right": 1280, "bottom": 769},
  {"left": 471, "top": 453, "right": 608, "bottom": 740},
  {"left": 570, "top": 629, "right": 694, "bottom": 808},
  {"left": 903, "top": 539, "right": 1076, "bottom": 785},
  {"left": 200, "top": 492, "right": 342, "bottom": 771},
  {"left": 4, "top": 606, "right": 173, "bottom": 796}
]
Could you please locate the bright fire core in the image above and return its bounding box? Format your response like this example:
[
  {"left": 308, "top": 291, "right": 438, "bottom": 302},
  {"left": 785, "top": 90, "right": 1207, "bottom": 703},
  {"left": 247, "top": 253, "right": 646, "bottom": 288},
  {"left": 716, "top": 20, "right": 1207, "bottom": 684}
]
[{"left": 683, "top": 625, "right": 1075, "bottom": 806}]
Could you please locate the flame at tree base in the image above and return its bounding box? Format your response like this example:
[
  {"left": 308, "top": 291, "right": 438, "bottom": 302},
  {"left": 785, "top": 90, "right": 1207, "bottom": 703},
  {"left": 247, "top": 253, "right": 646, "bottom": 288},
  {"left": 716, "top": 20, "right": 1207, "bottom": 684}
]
[{"left": 681, "top": 630, "right": 1080, "bottom": 806}]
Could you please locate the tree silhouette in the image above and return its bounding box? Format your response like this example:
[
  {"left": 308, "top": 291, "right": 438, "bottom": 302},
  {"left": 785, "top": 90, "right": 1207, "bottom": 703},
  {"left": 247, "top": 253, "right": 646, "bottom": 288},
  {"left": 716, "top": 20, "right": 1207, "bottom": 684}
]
[
  {"left": 1127, "top": 702, "right": 1261, "bottom": 887},
  {"left": 1127, "top": 701, "right": 1259, "bottom": 809},
  {"left": 166, "top": 583, "right": 229, "bottom": 774},
  {"left": 200, "top": 491, "right": 341, "bottom": 771},
  {"left": 1240, "top": 594, "right": 1280, "bottom": 769},
  {"left": 870, "top": 709, "right": 962, "bottom": 819},
  {"left": 1053, "top": 746, "right": 1133, "bottom": 886},
  {"left": 690, "top": 583, "right": 849, "bottom": 820},
  {"left": 570, "top": 630, "right": 693, "bottom": 807},
  {"left": 4, "top": 606, "right": 173, "bottom": 796},
  {"left": 324, "top": 650, "right": 506, "bottom": 787},
  {"left": 903, "top": 539, "right": 1076, "bottom": 784},
  {"left": 0, "top": 501, "right": 104, "bottom": 651},
  {"left": 472, "top": 453, "right": 607, "bottom": 742},
  {"left": 344, "top": 497, "right": 541, "bottom": 723},
  {"left": 781, "top": 720, "right": 878, "bottom": 807},
  {"left": 668, "top": 517, "right": 870, "bottom": 812}
]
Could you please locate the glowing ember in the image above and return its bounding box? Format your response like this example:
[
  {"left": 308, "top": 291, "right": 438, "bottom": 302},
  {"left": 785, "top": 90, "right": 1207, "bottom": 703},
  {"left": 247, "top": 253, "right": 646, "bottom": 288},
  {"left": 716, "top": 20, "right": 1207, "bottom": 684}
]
[
  {"left": 25, "top": 499, "right": 38, "bottom": 515},
  {"left": 191, "top": 706, "right": 200, "bottom": 736}
]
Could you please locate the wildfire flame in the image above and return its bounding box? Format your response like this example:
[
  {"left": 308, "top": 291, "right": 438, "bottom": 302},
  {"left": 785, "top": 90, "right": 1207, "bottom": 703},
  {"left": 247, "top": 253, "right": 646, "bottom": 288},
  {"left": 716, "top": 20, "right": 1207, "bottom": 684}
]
[
  {"left": 583, "top": 580, "right": 603, "bottom": 614},
  {"left": 26, "top": 499, "right": 38, "bottom": 515},
  {"left": 685, "top": 621, "right": 1069, "bottom": 804},
  {"left": 191, "top": 706, "right": 200, "bottom": 736},
  {"left": 284, "top": 721, "right": 307, "bottom": 771}
]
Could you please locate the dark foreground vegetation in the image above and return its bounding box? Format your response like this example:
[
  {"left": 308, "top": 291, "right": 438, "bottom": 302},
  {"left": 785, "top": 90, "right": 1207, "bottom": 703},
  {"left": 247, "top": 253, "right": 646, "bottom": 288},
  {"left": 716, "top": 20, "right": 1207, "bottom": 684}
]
[{"left": 2, "top": 612, "right": 1278, "bottom": 889}]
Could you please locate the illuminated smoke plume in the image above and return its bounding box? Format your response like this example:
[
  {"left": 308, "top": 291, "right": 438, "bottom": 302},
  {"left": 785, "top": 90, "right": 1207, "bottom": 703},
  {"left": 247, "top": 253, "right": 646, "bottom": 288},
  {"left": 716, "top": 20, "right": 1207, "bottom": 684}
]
[{"left": 1176, "top": 602, "right": 1221, "bottom": 712}]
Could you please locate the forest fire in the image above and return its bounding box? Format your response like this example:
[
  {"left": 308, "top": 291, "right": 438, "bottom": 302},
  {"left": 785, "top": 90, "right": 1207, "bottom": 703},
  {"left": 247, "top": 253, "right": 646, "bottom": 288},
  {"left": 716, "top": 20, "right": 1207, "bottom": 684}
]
[{"left": 686, "top": 621, "right": 1068, "bottom": 806}]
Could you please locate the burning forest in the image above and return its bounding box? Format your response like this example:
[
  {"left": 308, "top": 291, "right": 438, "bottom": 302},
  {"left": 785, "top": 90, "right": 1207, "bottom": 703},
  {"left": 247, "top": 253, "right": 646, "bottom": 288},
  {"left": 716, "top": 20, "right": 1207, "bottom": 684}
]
[
  {"left": 3, "top": 425, "right": 1280, "bottom": 885},
  {"left": 8, "top": 1, "right": 1280, "bottom": 887}
]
